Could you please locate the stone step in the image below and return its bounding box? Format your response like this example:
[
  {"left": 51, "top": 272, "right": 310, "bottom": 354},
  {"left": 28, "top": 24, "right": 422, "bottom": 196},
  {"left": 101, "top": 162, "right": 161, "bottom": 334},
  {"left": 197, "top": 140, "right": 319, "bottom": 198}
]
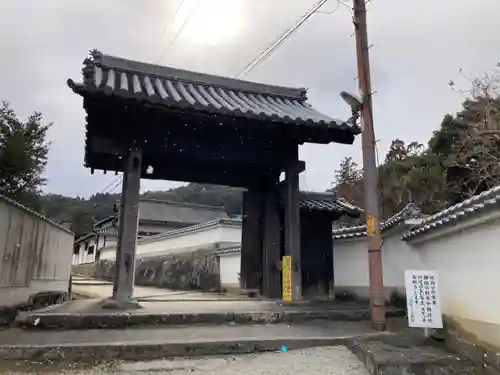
[
  {"left": 16, "top": 308, "right": 406, "bottom": 330},
  {"left": 0, "top": 323, "right": 482, "bottom": 373},
  {"left": 0, "top": 321, "right": 389, "bottom": 361},
  {"left": 347, "top": 333, "right": 478, "bottom": 375}
]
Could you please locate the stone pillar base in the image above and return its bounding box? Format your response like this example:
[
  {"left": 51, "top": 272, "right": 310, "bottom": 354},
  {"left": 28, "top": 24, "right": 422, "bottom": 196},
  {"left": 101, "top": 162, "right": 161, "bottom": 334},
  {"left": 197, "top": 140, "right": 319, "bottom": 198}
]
[
  {"left": 100, "top": 297, "right": 142, "bottom": 310},
  {"left": 241, "top": 289, "right": 260, "bottom": 298}
]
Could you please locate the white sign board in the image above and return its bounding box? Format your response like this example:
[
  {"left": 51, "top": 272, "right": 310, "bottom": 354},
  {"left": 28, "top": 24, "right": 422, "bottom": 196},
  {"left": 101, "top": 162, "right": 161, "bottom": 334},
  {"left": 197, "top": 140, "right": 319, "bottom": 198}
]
[{"left": 405, "top": 270, "right": 443, "bottom": 329}]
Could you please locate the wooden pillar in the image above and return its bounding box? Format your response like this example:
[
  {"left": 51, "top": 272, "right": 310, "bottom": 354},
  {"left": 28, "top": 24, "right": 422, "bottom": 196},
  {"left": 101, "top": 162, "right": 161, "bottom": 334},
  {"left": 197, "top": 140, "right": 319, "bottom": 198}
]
[
  {"left": 113, "top": 149, "right": 142, "bottom": 305},
  {"left": 263, "top": 184, "right": 281, "bottom": 299},
  {"left": 284, "top": 146, "right": 302, "bottom": 300},
  {"left": 112, "top": 178, "right": 126, "bottom": 299},
  {"left": 240, "top": 189, "right": 263, "bottom": 295}
]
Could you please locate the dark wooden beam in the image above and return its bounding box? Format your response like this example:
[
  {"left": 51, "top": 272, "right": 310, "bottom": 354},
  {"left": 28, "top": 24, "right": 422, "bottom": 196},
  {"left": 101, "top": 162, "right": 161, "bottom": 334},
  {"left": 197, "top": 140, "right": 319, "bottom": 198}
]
[
  {"left": 86, "top": 154, "right": 280, "bottom": 188},
  {"left": 89, "top": 136, "right": 290, "bottom": 166}
]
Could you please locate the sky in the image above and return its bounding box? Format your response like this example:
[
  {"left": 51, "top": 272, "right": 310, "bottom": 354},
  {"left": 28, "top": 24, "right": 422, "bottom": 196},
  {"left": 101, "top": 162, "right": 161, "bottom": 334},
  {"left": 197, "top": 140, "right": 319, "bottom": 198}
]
[{"left": 0, "top": 0, "right": 499, "bottom": 197}]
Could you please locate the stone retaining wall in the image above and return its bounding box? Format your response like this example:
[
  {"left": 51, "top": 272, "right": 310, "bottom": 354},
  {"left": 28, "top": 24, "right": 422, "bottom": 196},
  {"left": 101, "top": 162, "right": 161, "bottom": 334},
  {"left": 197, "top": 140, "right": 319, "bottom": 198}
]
[
  {"left": 80, "top": 248, "right": 221, "bottom": 292},
  {"left": 71, "top": 263, "right": 98, "bottom": 278}
]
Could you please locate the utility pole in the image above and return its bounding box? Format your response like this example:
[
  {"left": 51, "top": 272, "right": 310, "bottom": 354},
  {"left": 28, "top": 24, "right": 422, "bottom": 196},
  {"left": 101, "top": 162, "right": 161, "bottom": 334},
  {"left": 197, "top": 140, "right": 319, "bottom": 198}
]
[{"left": 352, "top": 0, "right": 386, "bottom": 330}]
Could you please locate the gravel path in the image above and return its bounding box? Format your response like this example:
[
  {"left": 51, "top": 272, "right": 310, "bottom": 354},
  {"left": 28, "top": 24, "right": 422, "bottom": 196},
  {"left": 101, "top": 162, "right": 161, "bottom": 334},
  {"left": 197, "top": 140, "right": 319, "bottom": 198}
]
[{"left": 3, "top": 346, "right": 369, "bottom": 375}]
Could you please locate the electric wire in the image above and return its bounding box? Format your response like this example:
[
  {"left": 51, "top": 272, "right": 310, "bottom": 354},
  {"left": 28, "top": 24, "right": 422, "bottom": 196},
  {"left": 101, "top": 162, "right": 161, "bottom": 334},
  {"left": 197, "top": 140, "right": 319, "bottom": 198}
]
[
  {"left": 157, "top": 0, "right": 200, "bottom": 64},
  {"left": 153, "top": 0, "right": 188, "bottom": 50},
  {"left": 237, "top": 0, "right": 343, "bottom": 78}
]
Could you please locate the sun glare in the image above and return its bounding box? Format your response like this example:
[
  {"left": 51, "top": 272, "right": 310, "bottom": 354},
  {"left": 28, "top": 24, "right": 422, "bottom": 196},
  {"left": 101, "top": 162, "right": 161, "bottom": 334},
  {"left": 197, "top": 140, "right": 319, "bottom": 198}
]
[{"left": 181, "top": 0, "right": 244, "bottom": 46}]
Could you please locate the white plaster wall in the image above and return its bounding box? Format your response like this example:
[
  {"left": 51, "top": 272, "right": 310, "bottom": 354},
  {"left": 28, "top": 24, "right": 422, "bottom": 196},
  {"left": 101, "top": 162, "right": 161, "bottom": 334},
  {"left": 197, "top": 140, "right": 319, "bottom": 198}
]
[
  {"left": 73, "top": 235, "right": 118, "bottom": 265},
  {"left": 102, "top": 239, "right": 117, "bottom": 250},
  {"left": 72, "top": 236, "right": 97, "bottom": 265},
  {"left": 379, "top": 231, "right": 424, "bottom": 289},
  {"left": 100, "top": 247, "right": 116, "bottom": 260},
  {"left": 333, "top": 211, "right": 500, "bottom": 348},
  {"left": 334, "top": 229, "right": 425, "bottom": 294},
  {"left": 99, "top": 224, "right": 242, "bottom": 261},
  {"left": 412, "top": 219, "right": 500, "bottom": 328},
  {"left": 219, "top": 253, "right": 241, "bottom": 288},
  {"left": 333, "top": 238, "right": 369, "bottom": 289}
]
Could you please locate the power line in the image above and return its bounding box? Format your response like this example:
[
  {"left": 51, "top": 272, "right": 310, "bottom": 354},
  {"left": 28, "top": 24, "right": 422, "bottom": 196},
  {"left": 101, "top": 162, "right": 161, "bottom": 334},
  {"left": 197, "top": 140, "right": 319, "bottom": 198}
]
[
  {"left": 105, "top": 177, "right": 123, "bottom": 194},
  {"left": 98, "top": 176, "right": 122, "bottom": 195},
  {"left": 157, "top": 0, "right": 199, "bottom": 64},
  {"left": 316, "top": 0, "right": 341, "bottom": 14},
  {"left": 236, "top": 0, "right": 331, "bottom": 79},
  {"left": 154, "top": 0, "right": 187, "bottom": 49}
]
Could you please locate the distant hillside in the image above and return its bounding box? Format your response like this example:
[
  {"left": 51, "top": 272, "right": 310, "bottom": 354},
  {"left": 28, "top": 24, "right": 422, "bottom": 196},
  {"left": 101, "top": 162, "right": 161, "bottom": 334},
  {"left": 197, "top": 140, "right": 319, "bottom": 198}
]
[{"left": 40, "top": 183, "right": 243, "bottom": 238}]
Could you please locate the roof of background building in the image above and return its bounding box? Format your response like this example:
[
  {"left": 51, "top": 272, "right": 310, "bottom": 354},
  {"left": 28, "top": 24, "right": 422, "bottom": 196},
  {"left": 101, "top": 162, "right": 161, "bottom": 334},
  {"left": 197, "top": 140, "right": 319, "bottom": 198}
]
[
  {"left": 95, "top": 193, "right": 362, "bottom": 248},
  {"left": 67, "top": 51, "right": 360, "bottom": 138},
  {"left": 137, "top": 198, "right": 229, "bottom": 224},
  {"left": 93, "top": 216, "right": 115, "bottom": 228},
  {"left": 402, "top": 185, "right": 500, "bottom": 240},
  {"left": 93, "top": 227, "right": 117, "bottom": 237},
  {"left": 332, "top": 202, "right": 421, "bottom": 240},
  {"left": 73, "top": 231, "right": 97, "bottom": 245}
]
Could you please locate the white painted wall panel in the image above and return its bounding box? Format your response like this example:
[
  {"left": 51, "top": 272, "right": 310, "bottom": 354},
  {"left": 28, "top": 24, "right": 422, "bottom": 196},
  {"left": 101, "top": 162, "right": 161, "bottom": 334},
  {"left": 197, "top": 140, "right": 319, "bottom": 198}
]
[
  {"left": 99, "top": 224, "right": 242, "bottom": 261},
  {"left": 219, "top": 253, "right": 241, "bottom": 288}
]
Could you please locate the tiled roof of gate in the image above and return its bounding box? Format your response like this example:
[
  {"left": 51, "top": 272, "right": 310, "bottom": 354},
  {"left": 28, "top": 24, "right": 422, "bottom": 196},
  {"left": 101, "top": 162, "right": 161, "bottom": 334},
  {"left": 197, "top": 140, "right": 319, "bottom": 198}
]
[
  {"left": 67, "top": 51, "right": 359, "bottom": 134},
  {"left": 332, "top": 202, "right": 421, "bottom": 240},
  {"left": 402, "top": 185, "right": 500, "bottom": 240}
]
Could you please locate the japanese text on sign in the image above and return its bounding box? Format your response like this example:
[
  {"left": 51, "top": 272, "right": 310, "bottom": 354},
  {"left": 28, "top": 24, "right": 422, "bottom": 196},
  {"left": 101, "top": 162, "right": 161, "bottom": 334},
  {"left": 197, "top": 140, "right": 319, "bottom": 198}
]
[
  {"left": 282, "top": 256, "right": 292, "bottom": 302},
  {"left": 404, "top": 270, "right": 442, "bottom": 329}
]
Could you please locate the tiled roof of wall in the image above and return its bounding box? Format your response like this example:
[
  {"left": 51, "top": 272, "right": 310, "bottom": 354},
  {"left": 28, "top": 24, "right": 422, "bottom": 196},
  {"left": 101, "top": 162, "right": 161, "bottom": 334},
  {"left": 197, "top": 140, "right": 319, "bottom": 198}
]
[
  {"left": 402, "top": 185, "right": 500, "bottom": 240},
  {"left": 332, "top": 202, "right": 421, "bottom": 240},
  {"left": 215, "top": 246, "right": 241, "bottom": 255}
]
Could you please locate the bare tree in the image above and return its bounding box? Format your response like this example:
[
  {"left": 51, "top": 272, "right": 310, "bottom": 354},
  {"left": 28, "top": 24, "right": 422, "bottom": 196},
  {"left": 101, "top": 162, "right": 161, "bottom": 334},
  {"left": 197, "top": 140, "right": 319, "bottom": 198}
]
[{"left": 448, "top": 63, "right": 500, "bottom": 197}]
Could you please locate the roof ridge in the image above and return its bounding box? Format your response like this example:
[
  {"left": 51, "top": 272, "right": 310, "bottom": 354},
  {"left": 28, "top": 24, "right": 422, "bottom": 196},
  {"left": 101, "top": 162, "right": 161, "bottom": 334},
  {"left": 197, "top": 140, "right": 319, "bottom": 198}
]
[
  {"left": 138, "top": 198, "right": 227, "bottom": 211},
  {"left": 93, "top": 215, "right": 115, "bottom": 226},
  {"left": 299, "top": 191, "right": 336, "bottom": 200},
  {"left": 92, "top": 51, "right": 307, "bottom": 100},
  {"left": 332, "top": 202, "right": 421, "bottom": 239},
  {"left": 402, "top": 184, "right": 500, "bottom": 240}
]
